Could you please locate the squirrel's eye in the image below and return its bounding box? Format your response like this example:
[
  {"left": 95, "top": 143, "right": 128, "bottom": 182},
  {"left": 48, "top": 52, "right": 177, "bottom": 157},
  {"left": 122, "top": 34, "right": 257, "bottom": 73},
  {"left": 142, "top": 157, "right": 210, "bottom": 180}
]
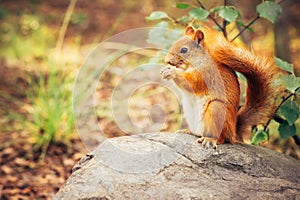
[{"left": 180, "top": 47, "right": 188, "bottom": 54}]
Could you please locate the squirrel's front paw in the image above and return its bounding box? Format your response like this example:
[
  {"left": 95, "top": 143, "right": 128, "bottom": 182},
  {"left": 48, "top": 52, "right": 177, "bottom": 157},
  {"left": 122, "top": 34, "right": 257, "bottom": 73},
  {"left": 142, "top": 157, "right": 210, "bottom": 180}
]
[{"left": 160, "top": 66, "right": 178, "bottom": 80}]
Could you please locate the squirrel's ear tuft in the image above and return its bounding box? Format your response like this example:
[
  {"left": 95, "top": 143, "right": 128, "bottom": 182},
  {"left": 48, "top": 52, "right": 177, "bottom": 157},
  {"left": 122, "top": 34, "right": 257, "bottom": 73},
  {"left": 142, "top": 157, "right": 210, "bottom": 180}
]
[
  {"left": 193, "top": 30, "right": 204, "bottom": 45},
  {"left": 185, "top": 26, "right": 195, "bottom": 37}
]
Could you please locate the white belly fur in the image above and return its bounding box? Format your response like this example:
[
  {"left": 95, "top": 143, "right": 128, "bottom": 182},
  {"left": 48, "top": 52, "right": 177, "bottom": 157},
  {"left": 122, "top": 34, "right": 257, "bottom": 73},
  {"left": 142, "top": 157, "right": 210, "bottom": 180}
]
[{"left": 180, "top": 91, "right": 206, "bottom": 136}]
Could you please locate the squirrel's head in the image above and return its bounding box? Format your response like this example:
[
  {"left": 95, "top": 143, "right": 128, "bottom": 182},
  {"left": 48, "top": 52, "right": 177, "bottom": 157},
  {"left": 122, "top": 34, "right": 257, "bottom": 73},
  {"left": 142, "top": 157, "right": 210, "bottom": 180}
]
[{"left": 165, "top": 26, "right": 207, "bottom": 70}]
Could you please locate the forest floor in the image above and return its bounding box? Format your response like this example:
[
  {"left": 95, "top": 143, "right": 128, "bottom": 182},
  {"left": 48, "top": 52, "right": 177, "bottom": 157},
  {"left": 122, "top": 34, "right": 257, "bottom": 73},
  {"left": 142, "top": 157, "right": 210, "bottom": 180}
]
[
  {"left": 0, "top": 0, "right": 300, "bottom": 199},
  {"left": 0, "top": 1, "right": 165, "bottom": 199}
]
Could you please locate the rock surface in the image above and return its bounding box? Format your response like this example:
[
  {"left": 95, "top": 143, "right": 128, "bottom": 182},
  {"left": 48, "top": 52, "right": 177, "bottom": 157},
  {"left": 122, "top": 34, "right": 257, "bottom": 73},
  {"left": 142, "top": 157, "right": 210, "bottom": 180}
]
[{"left": 55, "top": 133, "right": 300, "bottom": 200}]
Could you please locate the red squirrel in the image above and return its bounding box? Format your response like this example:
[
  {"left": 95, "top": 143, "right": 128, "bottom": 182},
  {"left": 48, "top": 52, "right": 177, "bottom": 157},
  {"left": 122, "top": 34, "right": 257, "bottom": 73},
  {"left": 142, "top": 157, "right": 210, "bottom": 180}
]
[{"left": 160, "top": 25, "right": 282, "bottom": 148}]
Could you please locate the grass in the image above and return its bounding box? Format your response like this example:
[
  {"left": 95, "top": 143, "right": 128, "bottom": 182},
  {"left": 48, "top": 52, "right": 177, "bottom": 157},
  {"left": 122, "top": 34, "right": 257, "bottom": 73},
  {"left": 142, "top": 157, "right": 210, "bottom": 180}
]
[
  {"left": 0, "top": 3, "right": 78, "bottom": 159},
  {"left": 25, "top": 66, "right": 75, "bottom": 158},
  {"left": 0, "top": 62, "right": 75, "bottom": 161}
]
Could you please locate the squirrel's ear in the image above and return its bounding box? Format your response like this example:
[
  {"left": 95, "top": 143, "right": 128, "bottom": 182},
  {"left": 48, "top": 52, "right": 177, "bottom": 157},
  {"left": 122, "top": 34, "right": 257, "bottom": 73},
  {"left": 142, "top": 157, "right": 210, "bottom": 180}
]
[
  {"left": 184, "top": 26, "right": 195, "bottom": 37},
  {"left": 193, "top": 29, "right": 204, "bottom": 45}
]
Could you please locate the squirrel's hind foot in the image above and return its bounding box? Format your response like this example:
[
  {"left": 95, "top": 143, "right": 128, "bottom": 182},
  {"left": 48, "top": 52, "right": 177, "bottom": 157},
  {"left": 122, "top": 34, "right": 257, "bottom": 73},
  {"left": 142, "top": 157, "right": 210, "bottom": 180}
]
[
  {"left": 175, "top": 129, "right": 217, "bottom": 149},
  {"left": 197, "top": 137, "right": 218, "bottom": 149}
]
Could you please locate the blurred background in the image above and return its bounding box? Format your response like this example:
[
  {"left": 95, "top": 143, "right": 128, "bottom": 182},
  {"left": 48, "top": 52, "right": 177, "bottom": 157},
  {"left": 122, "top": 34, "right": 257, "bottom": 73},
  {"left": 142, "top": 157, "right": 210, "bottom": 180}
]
[{"left": 0, "top": 0, "right": 299, "bottom": 199}]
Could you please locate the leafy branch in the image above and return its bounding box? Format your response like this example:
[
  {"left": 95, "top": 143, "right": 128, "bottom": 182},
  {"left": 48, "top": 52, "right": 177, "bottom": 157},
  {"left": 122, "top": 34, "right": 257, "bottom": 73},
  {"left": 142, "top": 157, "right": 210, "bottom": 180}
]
[
  {"left": 251, "top": 56, "right": 300, "bottom": 145},
  {"left": 222, "top": 0, "right": 228, "bottom": 38},
  {"left": 230, "top": 15, "right": 259, "bottom": 42},
  {"left": 195, "top": 0, "right": 286, "bottom": 42},
  {"left": 168, "top": 16, "right": 188, "bottom": 27},
  {"left": 147, "top": 0, "right": 286, "bottom": 42},
  {"left": 231, "top": 0, "right": 287, "bottom": 42},
  {"left": 264, "top": 93, "right": 295, "bottom": 132},
  {"left": 195, "top": 0, "right": 224, "bottom": 33}
]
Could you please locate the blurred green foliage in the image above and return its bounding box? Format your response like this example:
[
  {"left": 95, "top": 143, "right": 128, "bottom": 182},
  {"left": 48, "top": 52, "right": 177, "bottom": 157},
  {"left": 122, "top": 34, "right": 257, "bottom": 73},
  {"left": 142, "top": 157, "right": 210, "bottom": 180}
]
[
  {"left": 0, "top": 11, "right": 55, "bottom": 63},
  {"left": 0, "top": 4, "right": 75, "bottom": 157}
]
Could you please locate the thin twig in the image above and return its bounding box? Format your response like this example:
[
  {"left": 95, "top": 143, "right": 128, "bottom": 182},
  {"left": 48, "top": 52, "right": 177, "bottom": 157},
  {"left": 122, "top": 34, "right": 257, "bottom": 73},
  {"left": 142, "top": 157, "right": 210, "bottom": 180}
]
[
  {"left": 196, "top": 0, "right": 224, "bottom": 32},
  {"left": 223, "top": 21, "right": 227, "bottom": 38},
  {"left": 231, "top": 0, "right": 286, "bottom": 42},
  {"left": 222, "top": 0, "right": 228, "bottom": 38},
  {"left": 168, "top": 16, "right": 188, "bottom": 27},
  {"left": 55, "top": 0, "right": 77, "bottom": 60},
  {"left": 230, "top": 15, "right": 260, "bottom": 42},
  {"left": 292, "top": 135, "right": 300, "bottom": 145},
  {"left": 273, "top": 114, "right": 285, "bottom": 123},
  {"left": 263, "top": 93, "right": 295, "bottom": 132}
]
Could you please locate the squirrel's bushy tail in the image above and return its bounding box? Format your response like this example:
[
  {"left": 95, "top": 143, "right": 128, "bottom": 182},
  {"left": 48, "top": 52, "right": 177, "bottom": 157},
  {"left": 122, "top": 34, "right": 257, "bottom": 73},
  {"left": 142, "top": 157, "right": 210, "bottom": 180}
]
[{"left": 205, "top": 29, "right": 283, "bottom": 139}]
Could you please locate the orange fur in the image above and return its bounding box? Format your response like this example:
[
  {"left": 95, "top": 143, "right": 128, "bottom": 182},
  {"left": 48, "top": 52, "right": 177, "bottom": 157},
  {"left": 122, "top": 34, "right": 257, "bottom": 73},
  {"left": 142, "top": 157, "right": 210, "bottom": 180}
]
[
  {"left": 161, "top": 25, "right": 283, "bottom": 145},
  {"left": 200, "top": 26, "right": 283, "bottom": 140}
]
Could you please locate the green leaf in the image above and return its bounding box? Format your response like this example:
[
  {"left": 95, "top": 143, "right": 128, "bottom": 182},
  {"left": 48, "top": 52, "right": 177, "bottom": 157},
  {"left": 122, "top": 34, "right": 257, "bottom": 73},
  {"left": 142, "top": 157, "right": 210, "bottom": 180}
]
[
  {"left": 251, "top": 129, "right": 269, "bottom": 145},
  {"left": 147, "top": 21, "right": 182, "bottom": 48},
  {"left": 275, "top": 57, "right": 294, "bottom": 74},
  {"left": 280, "top": 100, "right": 300, "bottom": 125},
  {"left": 256, "top": 1, "right": 282, "bottom": 23},
  {"left": 210, "top": 6, "right": 224, "bottom": 13},
  {"left": 178, "top": 15, "right": 190, "bottom": 24},
  {"left": 218, "top": 7, "right": 239, "bottom": 22},
  {"left": 176, "top": 3, "right": 190, "bottom": 9},
  {"left": 189, "top": 8, "right": 209, "bottom": 20},
  {"left": 278, "top": 120, "right": 296, "bottom": 139},
  {"left": 146, "top": 11, "right": 169, "bottom": 21},
  {"left": 280, "top": 75, "right": 300, "bottom": 93}
]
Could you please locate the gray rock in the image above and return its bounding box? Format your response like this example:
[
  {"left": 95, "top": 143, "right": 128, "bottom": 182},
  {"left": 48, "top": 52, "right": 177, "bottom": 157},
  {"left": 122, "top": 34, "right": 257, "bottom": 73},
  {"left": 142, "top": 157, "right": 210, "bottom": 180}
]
[{"left": 55, "top": 133, "right": 300, "bottom": 200}]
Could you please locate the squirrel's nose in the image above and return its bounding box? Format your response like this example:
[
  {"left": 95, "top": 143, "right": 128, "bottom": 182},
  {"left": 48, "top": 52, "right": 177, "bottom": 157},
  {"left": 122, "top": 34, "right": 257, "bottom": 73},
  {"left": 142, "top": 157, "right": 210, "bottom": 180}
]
[
  {"left": 164, "top": 53, "right": 174, "bottom": 65},
  {"left": 167, "top": 61, "right": 172, "bottom": 65}
]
